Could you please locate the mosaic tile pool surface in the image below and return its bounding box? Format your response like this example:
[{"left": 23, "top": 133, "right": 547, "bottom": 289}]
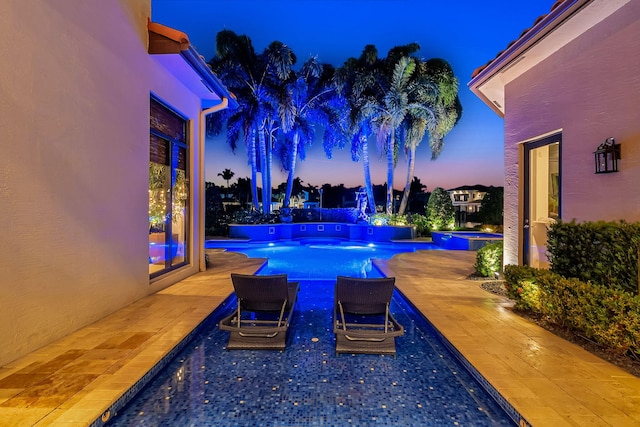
[{"left": 106, "top": 280, "right": 514, "bottom": 426}]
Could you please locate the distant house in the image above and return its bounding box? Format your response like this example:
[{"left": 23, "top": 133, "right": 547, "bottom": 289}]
[
  {"left": 470, "top": 0, "right": 639, "bottom": 269},
  {"left": 0, "top": 1, "right": 235, "bottom": 365},
  {"left": 447, "top": 185, "right": 489, "bottom": 227}
]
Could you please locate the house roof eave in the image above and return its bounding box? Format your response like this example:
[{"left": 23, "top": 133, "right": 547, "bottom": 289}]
[
  {"left": 468, "top": 0, "right": 629, "bottom": 116},
  {"left": 148, "top": 21, "right": 238, "bottom": 110}
]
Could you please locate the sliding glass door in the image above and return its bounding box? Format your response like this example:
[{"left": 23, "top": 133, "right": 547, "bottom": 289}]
[{"left": 149, "top": 98, "right": 189, "bottom": 278}]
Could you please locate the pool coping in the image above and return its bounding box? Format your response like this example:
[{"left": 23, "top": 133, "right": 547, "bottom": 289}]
[
  {"left": 97, "top": 250, "right": 640, "bottom": 427},
  {"left": 392, "top": 286, "right": 530, "bottom": 427},
  {"left": 91, "top": 297, "right": 237, "bottom": 427},
  {"left": 4, "top": 249, "right": 640, "bottom": 425},
  {"left": 93, "top": 254, "right": 525, "bottom": 427}
]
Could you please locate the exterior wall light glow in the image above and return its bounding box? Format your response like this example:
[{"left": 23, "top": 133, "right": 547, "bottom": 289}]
[{"left": 593, "top": 137, "right": 620, "bottom": 174}]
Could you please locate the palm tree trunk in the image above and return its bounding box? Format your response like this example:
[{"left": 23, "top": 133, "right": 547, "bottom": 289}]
[
  {"left": 284, "top": 133, "right": 299, "bottom": 208},
  {"left": 249, "top": 129, "right": 260, "bottom": 211},
  {"left": 361, "top": 137, "right": 375, "bottom": 214},
  {"left": 266, "top": 125, "right": 274, "bottom": 213},
  {"left": 258, "top": 124, "right": 269, "bottom": 214},
  {"left": 398, "top": 141, "right": 416, "bottom": 215},
  {"left": 386, "top": 132, "right": 395, "bottom": 215}
]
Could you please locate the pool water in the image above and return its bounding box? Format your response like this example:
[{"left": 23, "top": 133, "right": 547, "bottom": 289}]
[
  {"left": 104, "top": 241, "right": 515, "bottom": 426},
  {"left": 208, "top": 239, "right": 442, "bottom": 280},
  {"left": 105, "top": 280, "right": 513, "bottom": 426}
]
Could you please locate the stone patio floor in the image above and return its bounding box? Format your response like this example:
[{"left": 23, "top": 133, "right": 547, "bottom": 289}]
[{"left": 1, "top": 249, "right": 640, "bottom": 426}]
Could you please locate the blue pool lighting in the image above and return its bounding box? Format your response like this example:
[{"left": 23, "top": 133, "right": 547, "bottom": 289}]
[
  {"left": 105, "top": 240, "right": 515, "bottom": 426},
  {"left": 208, "top": 239, "right": 440, "bottom": 280}
]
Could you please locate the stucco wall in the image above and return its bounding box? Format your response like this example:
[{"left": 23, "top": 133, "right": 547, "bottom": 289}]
[
  {"left": 503, "top": 1, "right": 640, "bottom": 265},
  {"left": 0, "top": 1, "right": 204, "bottom": 365}
]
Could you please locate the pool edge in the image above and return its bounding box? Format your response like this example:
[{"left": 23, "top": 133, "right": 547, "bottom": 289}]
[
  {"left": 391, "top": 286, "right": 531, "bottom": 427},
  {"left": 92, "top": 296, "right": 235, "bottom": 427}
]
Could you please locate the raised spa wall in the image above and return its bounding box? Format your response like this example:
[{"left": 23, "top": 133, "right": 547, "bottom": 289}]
[
  {"left": 228, "top": 223, "right": 416, "bottom": 242},
  {"left": 431, "top": 231, "right": 503, "bottom": 251}
]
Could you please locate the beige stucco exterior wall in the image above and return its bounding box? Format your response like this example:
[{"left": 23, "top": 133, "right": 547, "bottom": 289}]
[
  {"left": 502, "top": 0, "right": 640, "bottom": 265},
  {"left": 0, "top": 0, "right": 207, "bottom": 365}
]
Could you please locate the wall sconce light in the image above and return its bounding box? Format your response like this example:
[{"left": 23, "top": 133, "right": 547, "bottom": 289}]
[{"left": 593, "top": 137, "right": 621, "bottom": 174}]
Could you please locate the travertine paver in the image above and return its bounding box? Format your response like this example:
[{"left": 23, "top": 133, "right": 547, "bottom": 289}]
[
  {"left": 1, "top": 249, "right": 639, "bottom": 426},
  {"left": 0, "top": 252, "right": 265, "bottom": 427},
  {"left": 375, "top": 250, "right": 640, "bottom": 426}
]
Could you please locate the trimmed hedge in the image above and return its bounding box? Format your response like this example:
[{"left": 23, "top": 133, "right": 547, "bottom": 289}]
[
  {"left": 547, "top": 220, "right": 640, "bottom": 294},
  {"left": 504, "top": 265, "right": 640, "bottom": 357},
  {"left": 474, "top": 241, "right": 503, "bottom": 277}
]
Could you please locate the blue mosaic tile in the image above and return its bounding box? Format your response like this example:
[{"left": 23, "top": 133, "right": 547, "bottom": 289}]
[{"left": 103, "top": 279, "right": 524, "bottom": 427}]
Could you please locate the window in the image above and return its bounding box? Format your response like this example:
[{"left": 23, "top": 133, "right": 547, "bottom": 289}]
[{"left": 149, "top": 98, "right": 189, "bottom": 278}]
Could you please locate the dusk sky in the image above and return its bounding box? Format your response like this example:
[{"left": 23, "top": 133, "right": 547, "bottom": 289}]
[{"left": 153, "top": 0, "right": 553, "bottom": 191}]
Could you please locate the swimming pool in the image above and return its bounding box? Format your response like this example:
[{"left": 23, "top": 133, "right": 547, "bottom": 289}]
[
  {"left": 206, "top": 239, "right": 442, "bottom": 280},
  {"left": 431, "top": 231, "right": 503, "bottom": 250},
  {"left": 104, "top": 241, "right": 516, "bottom": 426}
]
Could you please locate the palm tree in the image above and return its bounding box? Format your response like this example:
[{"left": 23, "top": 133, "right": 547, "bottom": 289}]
[
  {"left": 217, "top": 168, "right": 235, "bottom": 189},
  {"left": 372, "top": 53, "right": 422, "bottom": 215},
  {"left": 259, "top": 41, "right": 297, "bottom": 214},
  {"left": 207, "top": 30, "right": 261, "bottom": 211},
  {"left": 334, "top": 45, "right": 384, "bottom": 214},
  {"left": 277, "top": 57, "right": 345, "bottom": 209},
  {"left": 365, "top": 43, "right": 461, "bottom": 216},
  {"left": 397, "top": 58, "right": 462, "bottom": 215},
  {"left": 208, "top": 31, "right": 296, "bottom": 215}
]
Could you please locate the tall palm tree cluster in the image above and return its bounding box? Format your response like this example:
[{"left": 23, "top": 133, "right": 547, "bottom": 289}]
[{"left": 207, "top": 30, "right": 462, "bottom": 216}]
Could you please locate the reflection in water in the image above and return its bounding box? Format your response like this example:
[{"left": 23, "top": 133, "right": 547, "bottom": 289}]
[
  {"left": 225, "top": 242, "right": 421, "bottom": 279},
  {"left": 107, "top": 241, "right": 513, "bottom": 427}
]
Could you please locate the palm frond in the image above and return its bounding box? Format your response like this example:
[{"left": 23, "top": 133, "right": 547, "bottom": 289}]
[
  {"left": 391, "top": 57, "right": 415, "bottom": 90},
  {"left": 264, "top": 41, "right": 296, "bottom": 80}
]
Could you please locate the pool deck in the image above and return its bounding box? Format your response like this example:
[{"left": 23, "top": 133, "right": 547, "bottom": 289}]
[{"left": 1, "top": 249, "right": 640, "bottom": 426}]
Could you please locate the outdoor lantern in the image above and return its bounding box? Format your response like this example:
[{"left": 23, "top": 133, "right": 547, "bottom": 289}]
[{"left": 593, "top": 137, "right": 621, "bottom": 174}]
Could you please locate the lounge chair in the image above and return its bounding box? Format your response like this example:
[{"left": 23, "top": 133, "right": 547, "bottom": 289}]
[
  {"left": 333, "top": 276, "right": 404, "bottom": 356},
  {"left": 219, "top": 273, "right": 299, "bottom": 350}
]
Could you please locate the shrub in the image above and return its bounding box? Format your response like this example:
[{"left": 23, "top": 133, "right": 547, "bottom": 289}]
[
  {"left": 503, "top": 265, "right": 538, "bottom": 290},
  {"left": 503, "top": 265, "right": 640, "bottom": 357},
  {"left": 474, "top": 241, "right": 503, "bottom": 277},
  {"left": 425, "top": 187, "right": 455, "bottom": 231},
  {"left": 370, "top": 213, "right": 390, "bottom": 226},
  {"left": 503, "top": 265, "right": 548, "bottom": 310},
  {"left": 408, "top": 214, "right": 429, "bottom": 237},
  {"left": 547, "top": 220, "right": 640, "bottom": 294},
  {"left": 370, "top": 213, "right": 408, "bottom": 226},
  {"left": 231, "top": 209, "right": 279, "bottom": 224}
]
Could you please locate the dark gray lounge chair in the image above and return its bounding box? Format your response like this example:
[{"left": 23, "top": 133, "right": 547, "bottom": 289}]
[
  {"left": 219, "top": 273, "right": 299, "bottom": 350},
  {"left": 333, "top": 276, "right": 404, "bottom": 356}
]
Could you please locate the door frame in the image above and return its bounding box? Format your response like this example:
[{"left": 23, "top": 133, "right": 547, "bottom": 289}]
[{"left": 523, "top": 133, "right": 562, "bottom": 266}]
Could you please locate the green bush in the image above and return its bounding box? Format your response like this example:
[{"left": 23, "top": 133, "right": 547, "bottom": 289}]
[
  {"left": 408, "top": 214, "right": 429, "bottom": 237},
  {"left": 504, "top": 265, "right": 640, "bottom": 357},
  {"left": 474, "top": 241, "right": 503, "bottom": 277},
  {"left": 370, "top": 213, "right": 429, "bottom": 236},
  {"left": 547, "top": 220, "right": 640, "bottom": 294},
  {"left": 425, "top": 187, "right": 455, "bottom": 231},
  {"left": 504, "top": 265, "right": 537, "bottom": 289},
  {"left": 370, "top": 213, "right": 407, "bottom": 226},
  {"left": 386, "top": 213, "right": 409, "bottom": 225}
]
